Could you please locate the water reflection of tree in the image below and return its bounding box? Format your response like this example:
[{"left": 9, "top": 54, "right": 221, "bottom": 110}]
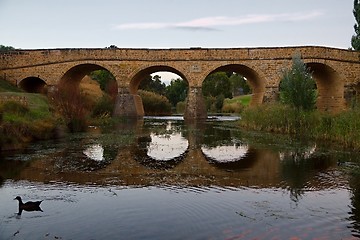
[
  {"left": 201, "top": 123, "right": 237, "bottom": 148},
  {"left": 0, "top": 158, "right": 30, "bottom": 183},
  {"left": 280, "top": 149, "right": 333, "bottom": 202}
]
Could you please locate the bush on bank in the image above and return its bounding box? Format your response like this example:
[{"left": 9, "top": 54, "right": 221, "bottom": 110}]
[{"left": 138, "top": 90, "right": 171, "bottom": 116}]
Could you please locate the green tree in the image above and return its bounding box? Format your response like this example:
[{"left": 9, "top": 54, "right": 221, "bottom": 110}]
[
  {"left": 0, "top": 45, "right": 15, "bottom": 52},
  {"left": 89, "top": 70, "right": 117, "bottom": 100},
  {"left": 230, "top": 73, "right": 251, "bottom": 95},
  {"left": 90, "top": 70, "right": 115, "bottom": 91},
  {"left": 352, "top": 0, "right": 360, "bottom": 50},
  {"left": 280, "top": 54, "right": 317, "bottom": 111},
  {"left": 165, "top": 78, "right": 188, "bottom": 106},
  {"left": 202, "top": 72, "right": 232, "bottom": 98},
  {"left": 139, "top": 74, "right": 166, "bottom": 95}
]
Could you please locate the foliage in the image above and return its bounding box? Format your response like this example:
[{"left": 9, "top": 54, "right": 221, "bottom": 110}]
[
  {"left": 279, "top": 54, "right": 317, "bottom": 111},
  {"left": 352, "top": 0, "right": 360, "bottom": 50},
  {"left": 176, "top": 101, "right": 186, "bottom": 114},
  {"left": 139, "top": 74, "right": 166, "bottom": 96},
  {"left": 0, "top": 45, "right": 15, "bottom": 52},
  {"left": 222, "top": 101, "right": 244, "bottom": 114},
  {"left": 91, "top": 95, "right": 114, "bottom": 118},
  {"left": 89, "top": 70, "right": 117, "bottom": 96},
  {"left": 165, "top": 78, "right": 188, "bottom": 106},
  {"left": 230, "top": 73, "right": 251, "bottom": 95},
  {"left": 215, "top": 94, "right": 225, "bottom": 111},
  {"left": 49, "top": 84, "right": 89, "bottom": 132},
  {"left": 202, "top": 72, "right": 234, "bottom": 113},
  {"left": 138, "top": 90, "right": 171, "bottom": 116},
  {"left": 202, "top": 72, "right": 232, "bottom": 99}
]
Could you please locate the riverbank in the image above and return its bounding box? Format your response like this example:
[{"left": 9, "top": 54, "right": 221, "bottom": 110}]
[
  {"left": 239, "top": 103, "right": 360, "bottom": 150},
  {"left": 0, "top": 92, "right": 61, "bottom": 150}
]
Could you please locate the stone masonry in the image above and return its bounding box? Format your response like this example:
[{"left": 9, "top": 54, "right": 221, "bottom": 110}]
[{"left": 0, "top": 46, "right": 359, "bottom": 119}]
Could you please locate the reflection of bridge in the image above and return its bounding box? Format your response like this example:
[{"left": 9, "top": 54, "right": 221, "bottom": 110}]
[
  {"left": 7, "top": 119, "right": 337, "bottom": 189},
  {"left": 1, "top": 47, "right": 359, "bottom": 118}
]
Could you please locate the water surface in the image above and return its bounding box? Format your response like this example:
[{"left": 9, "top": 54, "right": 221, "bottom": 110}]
[{"left": 0, "top": 116, "right": 360, "bottom": 239}]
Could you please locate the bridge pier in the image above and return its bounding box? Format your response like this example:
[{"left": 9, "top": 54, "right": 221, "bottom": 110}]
[
  {"left": 184, "top": 87, "right": 207, "bottom": 120},
  {"left": 344, "top": 84, "right": 358, "bottom": 107},
  {"left": 262, "top": 86, "right": 279, "bottom": 103},
  {"left": 113, "top": 87, "right": 144, "bottom": 118}
]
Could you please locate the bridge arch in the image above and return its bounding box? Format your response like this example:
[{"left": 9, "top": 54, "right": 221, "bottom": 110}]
[
  {"left": 18, "top": 76, "right": 47, "bottom": 93},
  {"left": 305, "top": 62, "right": 344, "bottom": 112},
  {"left": 60, "top": 63, "right": 116, "bottom": 87},
  {"left": 129, "top": 65, "right": 187, "bottom": 94},
  {"left": 204, "top": 64, "right": 265, "bottom": 105}
]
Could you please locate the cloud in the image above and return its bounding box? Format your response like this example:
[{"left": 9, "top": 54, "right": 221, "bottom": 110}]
[{"left": 114, "top": 11, "right": 324, "bottom": 31}]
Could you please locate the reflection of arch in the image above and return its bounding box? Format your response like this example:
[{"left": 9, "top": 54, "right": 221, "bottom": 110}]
[
  {"left": 201, "top": 146, "right": 259, "bottom": 170},
  {"left": 60, "top": 63, "right": 116, "bottom": 86},
  {"left": 18, "top": 77, "right": 47, "bottom": 93},
  {"left": 129, "top": 65, "right": 187, "bottom": 94},
  {"left": 204, "top": 64, "right": 265, "bottom": 105},
  {"left": 306, "top": 62, "right": 344, "bottom": 112},
  {"left": 132, "top": 133, "right": 189, "bottom": 170}
]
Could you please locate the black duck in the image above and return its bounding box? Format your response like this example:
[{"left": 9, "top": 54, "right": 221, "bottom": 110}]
[{"left": 14, "top": 196, "right": 43, "bottom": 215}]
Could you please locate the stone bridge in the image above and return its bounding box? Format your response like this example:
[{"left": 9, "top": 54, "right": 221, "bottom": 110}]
[{"left": 0, "top": 46, "right": 359, "bottom": 119}]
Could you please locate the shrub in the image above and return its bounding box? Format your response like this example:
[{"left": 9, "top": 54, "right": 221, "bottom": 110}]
[
  {"left": 138, "top": 90, "right": 171, "bottom": 115},
  {"left": 280, "top": 54, "right": 317, "bottom": 111},
  {"left": 222, "top": 102, "right": 244, "bottom": 114},
  {"left": 92, "top": 95, "right": 114, "bottom": 118},
  {"left": 49, "top": 84, "right": 89, "bottom": 132},
  {"left": 215, "top": 94, "right": 225, "bottom": 111},
  {"left": 176, "top": 101, "right": 186, "bottom": 114}
]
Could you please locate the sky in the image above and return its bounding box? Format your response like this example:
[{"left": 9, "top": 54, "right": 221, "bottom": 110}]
[{"left": 0, "top": 0, "right": 356, "bottom": 50}]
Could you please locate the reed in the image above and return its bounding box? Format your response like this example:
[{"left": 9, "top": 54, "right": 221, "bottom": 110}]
[{"left": 240, "top": 104, "right": 360, "bottom": 149}]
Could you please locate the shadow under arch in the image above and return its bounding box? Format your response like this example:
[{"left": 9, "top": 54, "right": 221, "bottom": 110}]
[
  {"left": 18, "top": 76, "right": 47, "bottom": 93},
  {"left": 204, "top": 64, "right": 265, "bottom": 106},
  {"left": 305, "top": 62, "right": 344, "bottom": 112},
  {"left": 129, "top": 65, "right": 188, "bottom": 94}
]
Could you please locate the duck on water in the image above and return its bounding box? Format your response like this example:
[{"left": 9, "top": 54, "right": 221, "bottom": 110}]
[{"left": 14, "top": 196, "right": 43, "bottom": 215}]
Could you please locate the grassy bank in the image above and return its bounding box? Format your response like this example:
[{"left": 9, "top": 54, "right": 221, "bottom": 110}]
[
  {"left": 222, "top": 95, "right": 252, "bottom": 113},
  {"left": 0, "top": 92, "right": 59, "bottom": 150},
  {"left": 0, "top": 77, "right": 64, "bottom": 150},
  {"left": 239, "top": 104, "right": 360, "bottom": 149}
]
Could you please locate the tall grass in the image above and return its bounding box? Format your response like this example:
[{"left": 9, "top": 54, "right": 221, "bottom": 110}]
[
  {"left": 0, "top": 96, "right": 57, "bottom": 149},
  {"left": 240, "top": 104, "right": 360, "bottom": 149}
]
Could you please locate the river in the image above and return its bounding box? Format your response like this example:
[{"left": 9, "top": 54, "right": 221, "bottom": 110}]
[{"left": 0, "top": 116, "right": 360, "bottom": 239}]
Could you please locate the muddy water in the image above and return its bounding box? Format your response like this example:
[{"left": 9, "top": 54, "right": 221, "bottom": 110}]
[{"left": 0, "top": 116, "right": 360, "bottom": 239}]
